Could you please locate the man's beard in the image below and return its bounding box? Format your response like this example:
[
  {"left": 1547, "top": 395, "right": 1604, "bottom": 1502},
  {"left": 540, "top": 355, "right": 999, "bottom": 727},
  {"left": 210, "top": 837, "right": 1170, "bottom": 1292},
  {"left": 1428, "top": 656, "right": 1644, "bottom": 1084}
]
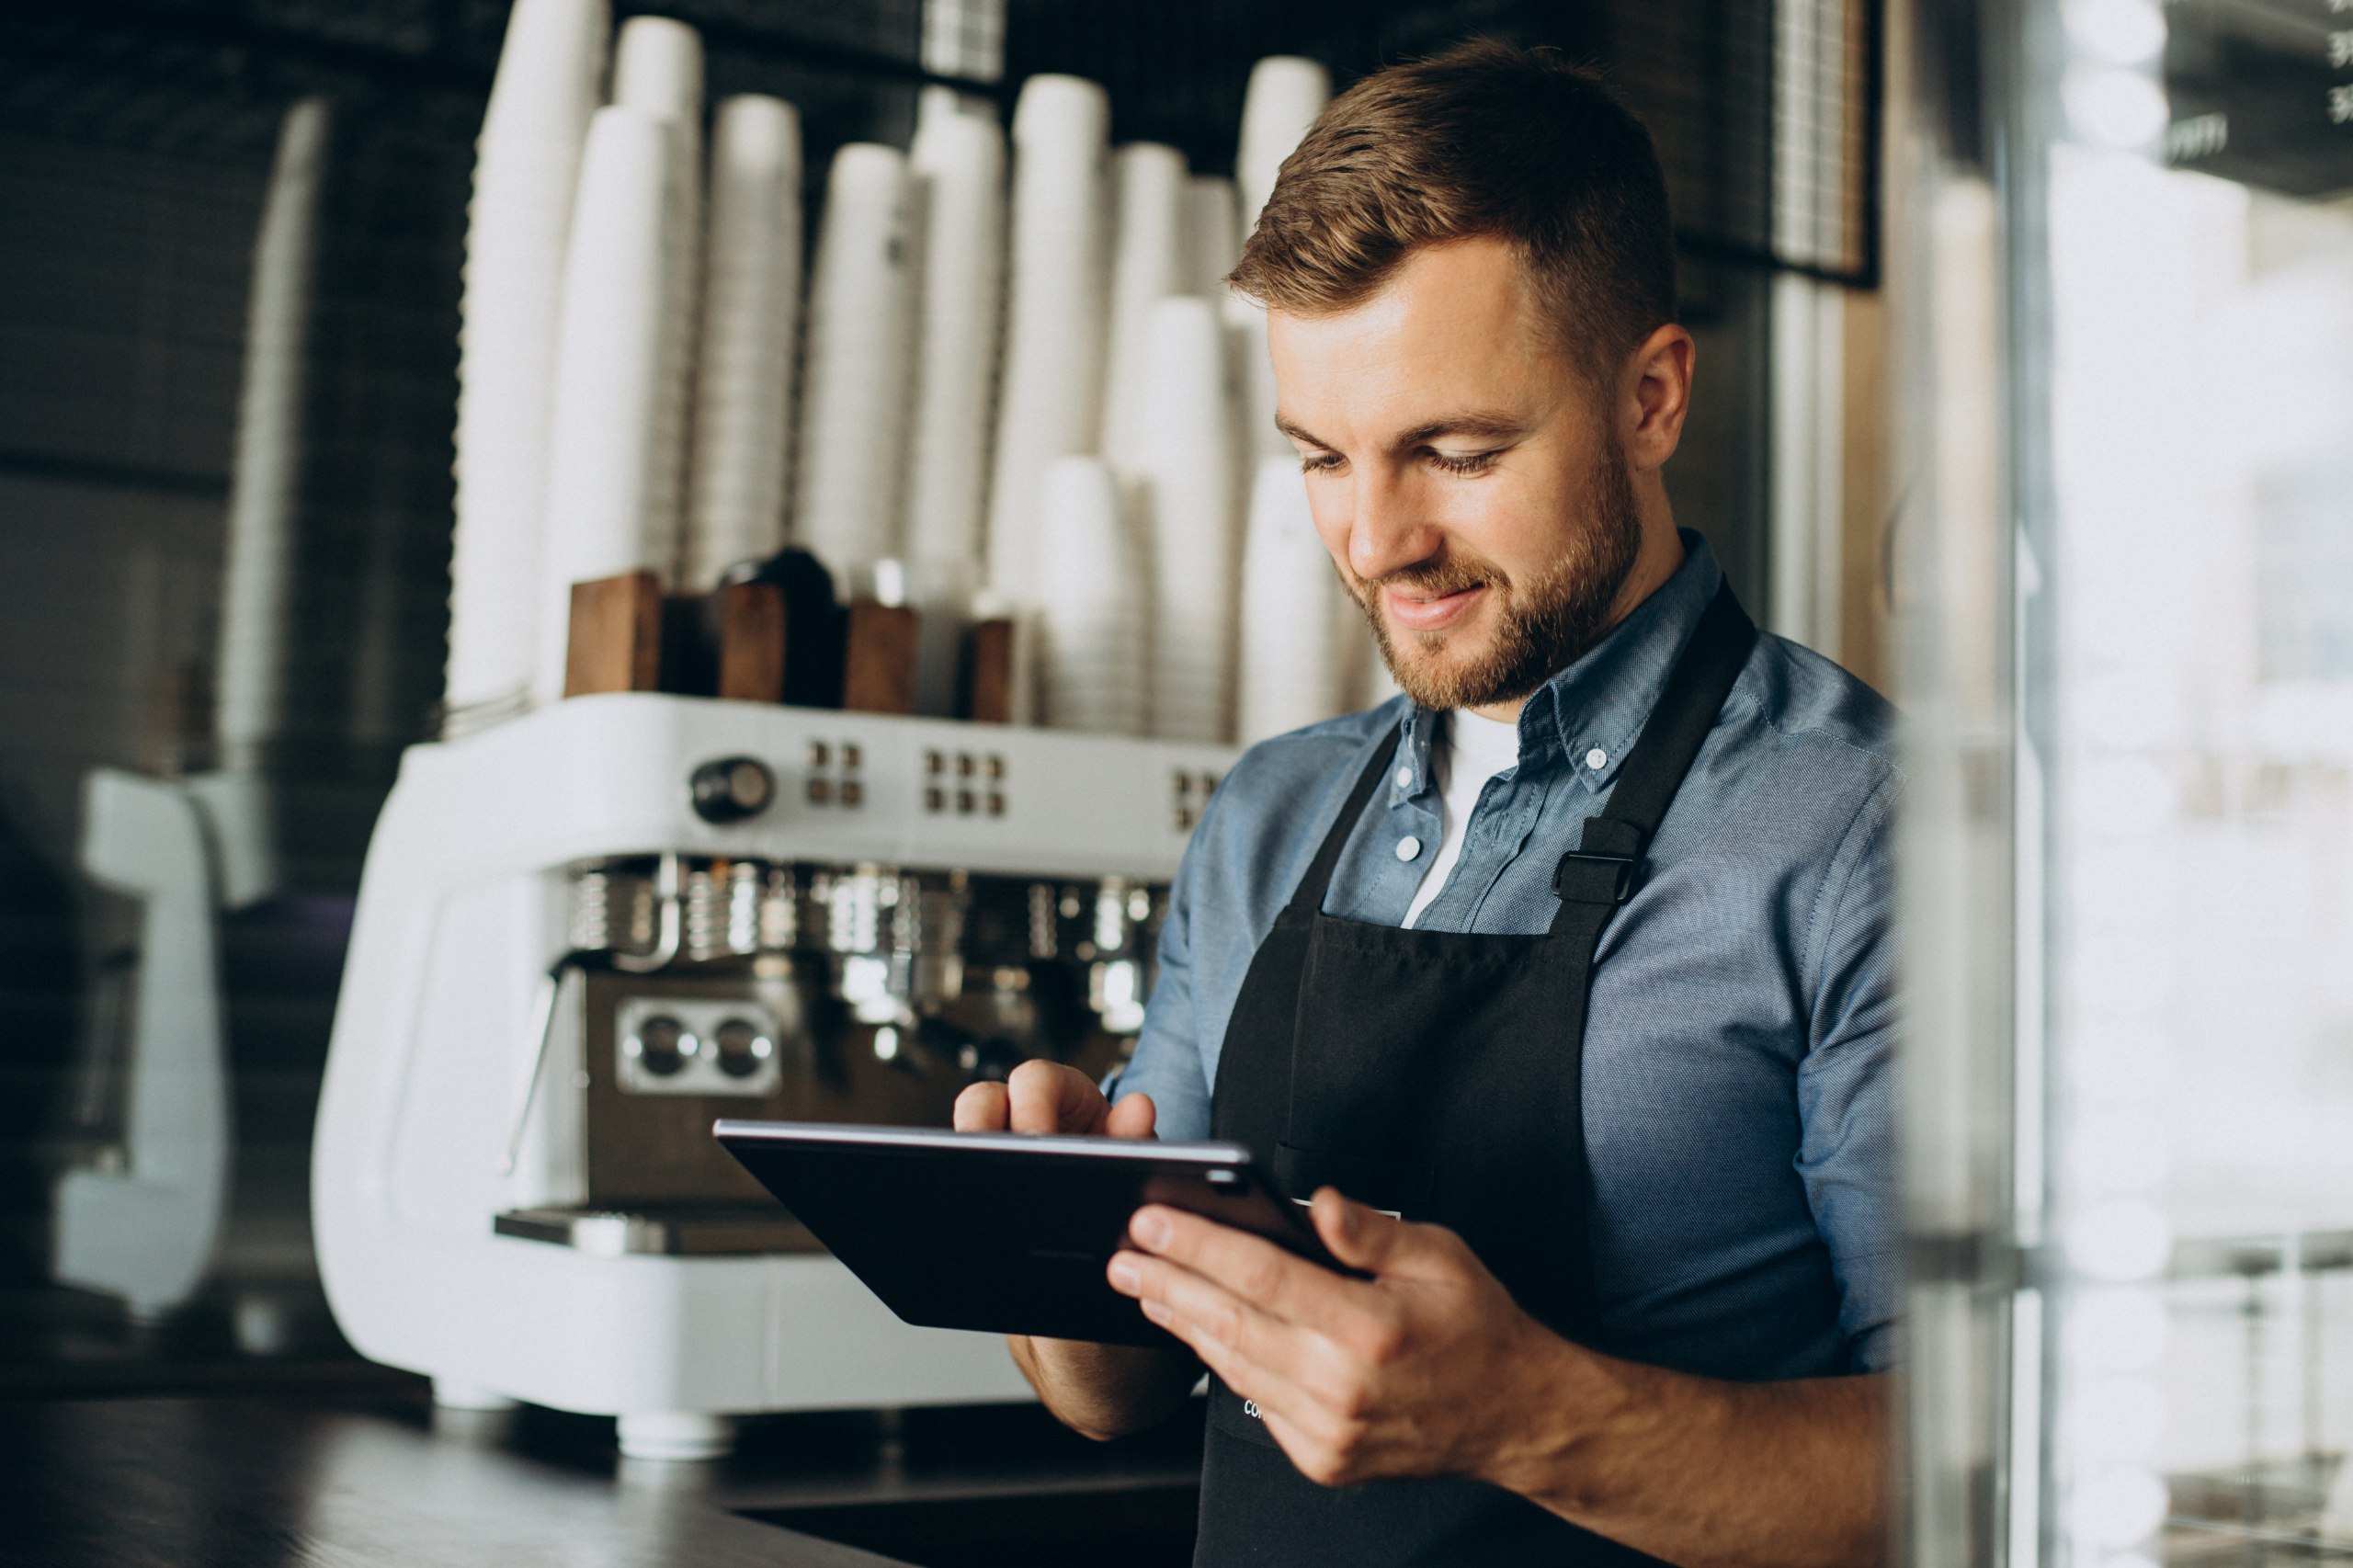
[{"left": 1347, "top": 440, "right": 1644, "bottom": 711}]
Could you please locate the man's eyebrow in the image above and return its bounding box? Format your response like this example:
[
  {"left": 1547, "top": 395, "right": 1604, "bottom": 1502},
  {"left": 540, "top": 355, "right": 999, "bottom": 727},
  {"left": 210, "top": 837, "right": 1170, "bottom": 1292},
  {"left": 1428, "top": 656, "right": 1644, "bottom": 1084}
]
[
  {"left": 1392, "top": 413, "right": 1528, "bottom": 447},
  {"left": 1271, "top": 412, "right": 1530, "bottom": 451},
  {"left": 1273, "top": 413, "right": 1331, "bottom": 448}
]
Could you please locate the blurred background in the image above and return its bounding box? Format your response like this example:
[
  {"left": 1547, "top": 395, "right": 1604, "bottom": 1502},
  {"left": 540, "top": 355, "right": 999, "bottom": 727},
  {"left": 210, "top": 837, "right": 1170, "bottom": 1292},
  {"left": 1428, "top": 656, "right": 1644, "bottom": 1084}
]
[{"left": 0, "top": 1, "right": 2346, "bottom": 1565}]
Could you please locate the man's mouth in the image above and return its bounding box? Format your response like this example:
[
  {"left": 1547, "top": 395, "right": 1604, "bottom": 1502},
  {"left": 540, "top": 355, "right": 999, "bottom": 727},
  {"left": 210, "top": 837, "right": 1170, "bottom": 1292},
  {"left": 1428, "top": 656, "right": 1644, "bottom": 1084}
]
[{"left": 1382, "top": 581, "right": 1488, "bottom": 633}]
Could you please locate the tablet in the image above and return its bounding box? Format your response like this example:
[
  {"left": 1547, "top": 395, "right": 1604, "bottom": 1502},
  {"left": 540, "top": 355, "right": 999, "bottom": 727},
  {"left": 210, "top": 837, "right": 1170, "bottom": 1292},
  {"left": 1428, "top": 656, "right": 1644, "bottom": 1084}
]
[{"left": 712, "top": 1120, "right": 1349, "bottom": 1346}]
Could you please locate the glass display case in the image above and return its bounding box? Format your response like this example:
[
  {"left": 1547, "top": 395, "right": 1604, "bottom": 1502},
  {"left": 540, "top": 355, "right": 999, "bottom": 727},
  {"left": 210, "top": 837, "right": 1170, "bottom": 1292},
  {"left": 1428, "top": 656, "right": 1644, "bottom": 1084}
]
[{"left": 1899, "top": 3, "right": 2353, "bottom": 1565}]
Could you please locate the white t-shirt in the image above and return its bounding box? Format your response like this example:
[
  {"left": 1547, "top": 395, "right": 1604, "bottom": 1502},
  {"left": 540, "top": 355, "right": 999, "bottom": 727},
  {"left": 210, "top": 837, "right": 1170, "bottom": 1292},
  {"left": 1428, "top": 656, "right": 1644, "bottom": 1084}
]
[{"left": 1403, "top": 708, "right": 1523, "bottom": 927}]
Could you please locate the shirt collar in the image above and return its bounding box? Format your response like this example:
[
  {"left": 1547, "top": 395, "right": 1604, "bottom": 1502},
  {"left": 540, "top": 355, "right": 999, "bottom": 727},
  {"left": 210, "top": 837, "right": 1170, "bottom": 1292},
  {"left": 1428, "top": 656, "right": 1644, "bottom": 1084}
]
[
  {"left": 1388, "top": 703, "right": 1439, "bottom": 805},
  {"left": 1385, "top": 529, "right": 1725, "bottom": 804}
]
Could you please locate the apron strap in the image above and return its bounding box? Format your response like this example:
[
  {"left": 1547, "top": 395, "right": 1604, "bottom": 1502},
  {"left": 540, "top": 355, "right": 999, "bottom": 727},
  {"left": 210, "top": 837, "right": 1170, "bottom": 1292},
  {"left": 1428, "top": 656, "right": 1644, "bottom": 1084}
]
[
  {"left": 1283, "top": 728, "right": 1408, "bottom": 918},
  {"left": 1539, "top": 581, "right": 1754, "bottom": 1325},
  {"left": 1550, "top": 582, "right": 1757, "bottom": 927}
]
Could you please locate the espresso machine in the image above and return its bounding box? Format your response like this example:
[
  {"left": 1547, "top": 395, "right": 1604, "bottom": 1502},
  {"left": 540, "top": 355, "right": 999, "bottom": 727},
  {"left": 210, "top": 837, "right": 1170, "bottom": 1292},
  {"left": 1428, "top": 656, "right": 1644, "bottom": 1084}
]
[{"left": 313, "top": 690, "right": 1233, "bottom": 1457}]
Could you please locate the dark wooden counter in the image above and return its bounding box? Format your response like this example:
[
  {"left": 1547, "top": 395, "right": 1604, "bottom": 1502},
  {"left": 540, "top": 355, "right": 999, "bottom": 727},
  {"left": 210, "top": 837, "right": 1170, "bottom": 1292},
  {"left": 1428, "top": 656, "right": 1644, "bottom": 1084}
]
[{"left": 0, "top": 1392, "right": 1204, "bottom": 1567}]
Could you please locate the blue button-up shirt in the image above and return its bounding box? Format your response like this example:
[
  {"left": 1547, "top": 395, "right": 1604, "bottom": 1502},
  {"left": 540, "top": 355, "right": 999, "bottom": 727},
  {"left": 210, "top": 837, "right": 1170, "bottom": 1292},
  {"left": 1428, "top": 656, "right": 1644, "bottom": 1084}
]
[{"left": 1118, "top": 534, "right": 1901, "bottom": 1379}]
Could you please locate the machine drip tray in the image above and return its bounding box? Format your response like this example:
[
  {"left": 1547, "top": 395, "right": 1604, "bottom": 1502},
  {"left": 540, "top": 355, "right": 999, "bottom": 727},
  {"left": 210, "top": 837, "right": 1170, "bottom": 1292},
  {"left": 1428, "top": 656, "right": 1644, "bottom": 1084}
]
[{"left": 494, "top": 1203, "right": 821, "bottom": 1256}]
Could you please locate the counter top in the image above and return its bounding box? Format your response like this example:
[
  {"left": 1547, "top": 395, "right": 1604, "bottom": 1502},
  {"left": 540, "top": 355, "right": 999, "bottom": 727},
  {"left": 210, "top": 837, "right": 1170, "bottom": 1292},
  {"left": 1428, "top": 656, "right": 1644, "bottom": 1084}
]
[{"left": 0, "top": 1390, "right": 1204, "bottom": 1567}]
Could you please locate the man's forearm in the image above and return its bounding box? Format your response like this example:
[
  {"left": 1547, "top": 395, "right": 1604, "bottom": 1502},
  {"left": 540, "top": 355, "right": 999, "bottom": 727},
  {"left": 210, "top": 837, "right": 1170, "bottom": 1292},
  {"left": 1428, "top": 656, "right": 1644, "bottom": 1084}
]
[
  {"left": 1489, "top": 1350, "right": 1890, "bottom": 1568},
  {"left": 1007, "top": 1335, "right": 1200, "bottom": 1442}
]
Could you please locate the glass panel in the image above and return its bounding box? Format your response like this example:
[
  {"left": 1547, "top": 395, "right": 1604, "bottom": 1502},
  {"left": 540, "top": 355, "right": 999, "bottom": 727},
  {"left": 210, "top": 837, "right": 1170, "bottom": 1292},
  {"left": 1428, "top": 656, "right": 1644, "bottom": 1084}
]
[
  {"left": 2032, "top": 4, "right": 2353, "bottom": 1566},
  {"left": 2045, "top": 151, "right": 2353, "bottom": 1568}
]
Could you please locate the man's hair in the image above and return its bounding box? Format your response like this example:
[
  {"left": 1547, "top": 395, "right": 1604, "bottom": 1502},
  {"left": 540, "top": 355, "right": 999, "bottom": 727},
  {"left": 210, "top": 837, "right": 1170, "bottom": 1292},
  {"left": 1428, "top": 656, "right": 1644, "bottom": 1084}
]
[{"left": 1228, "top": 40, "right": 1677, "bottom": 388}]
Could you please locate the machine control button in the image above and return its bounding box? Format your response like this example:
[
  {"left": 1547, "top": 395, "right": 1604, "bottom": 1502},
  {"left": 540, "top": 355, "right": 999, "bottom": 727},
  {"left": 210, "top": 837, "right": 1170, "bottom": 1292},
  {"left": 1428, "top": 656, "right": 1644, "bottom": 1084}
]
[
  {"left": 689, "top": 756, "right": 775, "bottom": 824},
  {"left": 711, "top": 1017, "right": 771, "bottom": 1079},
  {"left": 630, "top": 1015, "right": 693, "bottom": 1076}
]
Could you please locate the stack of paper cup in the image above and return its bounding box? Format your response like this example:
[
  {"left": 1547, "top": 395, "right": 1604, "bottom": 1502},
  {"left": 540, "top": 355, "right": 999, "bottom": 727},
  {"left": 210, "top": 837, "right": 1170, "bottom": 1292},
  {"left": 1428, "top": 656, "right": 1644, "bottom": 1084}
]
[
  {"left": 984, "top": 74, "right": 1111, "bottom": 611},
  {"left": 1186, "top": 174, "right": 1240, "bottom": 297},
  {"left": 1219, "top": 299, "right": 1280, "bottom": 457},
  {"left": 533, "top": 105, "right": 679, "bottom": 705},
  {"left": 611, "top": 15, "right": 703, "bottom": 583},
  {"left": 215, "top": 97, "right": 328, "bottom": 776},
  {"left": 903, "top": 91, "right": 1006, "bottom": 715},
  {"left": 793, "top": 142, "right": 917, "bottom": 596},
  {"left": 1235, "top": 457, "right": 1357, "bottom": 744},
  {"left": 682, "top": 95, "right": 801, "bottom": 590},
  {"left": 1236, "top": 56, "right": 1330, "bottom": 236},
  {"left": 1033, "top": 457, "right": 1147, "bottom": 733},
  {"left": 444, "top": 0, "right": 607, "bottom": 729},
  {"left": 1131, "top": 296, "right": 1240, "bottom": 743},
  {"left": 1098, "top": 142, "right": 1188, "bottom": 474},
  {"left": 1229, "top": 57, "right": 1331, "bottom": 463}
]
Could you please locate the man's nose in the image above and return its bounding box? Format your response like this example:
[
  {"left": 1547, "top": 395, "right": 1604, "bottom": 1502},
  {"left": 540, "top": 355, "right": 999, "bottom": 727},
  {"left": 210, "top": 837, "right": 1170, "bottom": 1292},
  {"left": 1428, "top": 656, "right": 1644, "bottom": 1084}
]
[{"left": 1345, "top": 468, "right": 1442, "bottom": 582}]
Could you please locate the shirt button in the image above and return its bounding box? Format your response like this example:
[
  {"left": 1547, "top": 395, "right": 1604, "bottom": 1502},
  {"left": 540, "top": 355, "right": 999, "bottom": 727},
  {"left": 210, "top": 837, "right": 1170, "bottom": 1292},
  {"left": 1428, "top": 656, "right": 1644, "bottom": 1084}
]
[
  {"left": 1394, "top": 835, "right": 1422, "bottom": 862},
  {"left": 1585, "top": 747, "right": 1608, "bottom": 770},
  {"left": 1392, "top": 766, "right": 1413, "bottom": 790}
]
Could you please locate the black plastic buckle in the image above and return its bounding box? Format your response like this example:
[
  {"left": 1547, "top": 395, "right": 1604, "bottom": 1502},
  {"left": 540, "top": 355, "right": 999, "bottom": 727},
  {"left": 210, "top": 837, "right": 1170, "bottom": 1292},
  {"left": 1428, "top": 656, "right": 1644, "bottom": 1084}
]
[{"left": 1552, "top": 850, "right": 1639, "bottom": 905}]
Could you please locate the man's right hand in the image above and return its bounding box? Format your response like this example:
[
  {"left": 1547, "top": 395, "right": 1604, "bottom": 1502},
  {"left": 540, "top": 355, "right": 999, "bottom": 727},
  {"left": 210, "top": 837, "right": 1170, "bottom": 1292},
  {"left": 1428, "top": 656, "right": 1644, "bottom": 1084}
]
[{"left": 951, "top": 1060, "right": 1199, "bottom": 1440}]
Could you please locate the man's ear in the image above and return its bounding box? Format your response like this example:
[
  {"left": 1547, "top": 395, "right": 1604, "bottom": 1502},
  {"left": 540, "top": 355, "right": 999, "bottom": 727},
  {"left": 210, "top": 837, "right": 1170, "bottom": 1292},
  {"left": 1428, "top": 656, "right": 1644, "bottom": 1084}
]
[{"left": 1620, "top": 324, "right": 1695, "bottom": 473}]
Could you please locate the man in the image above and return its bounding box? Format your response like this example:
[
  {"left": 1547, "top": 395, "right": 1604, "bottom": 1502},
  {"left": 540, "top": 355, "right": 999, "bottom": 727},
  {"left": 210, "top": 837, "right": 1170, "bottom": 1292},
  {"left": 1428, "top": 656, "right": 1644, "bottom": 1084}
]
[{"left": 956, "top": 40, "right": 1898, "bottom": 1568}]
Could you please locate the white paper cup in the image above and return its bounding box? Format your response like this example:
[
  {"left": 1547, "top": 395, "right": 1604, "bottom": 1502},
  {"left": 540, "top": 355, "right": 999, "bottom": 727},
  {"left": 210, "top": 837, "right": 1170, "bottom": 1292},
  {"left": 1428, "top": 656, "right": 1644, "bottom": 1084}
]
[
  {"left": 1033, "top": 456, "right": 1147, "bottom": 733},
  {"left": 984, "top": 73, "right": 1111, "bottom": 613},
  {"left": 534, "top": 103, "right": 677, "bottom": 704},
  {"left": 445, "top": 0, "right": 607, "bottom": 722},
  {"left": 794, "top": 142, "right": 918, "bottom": 588},
  {"left": 683, "top": 93, "right": 801, "bottom": 589},
  {"left": 1130, "top": 296, "right": 1241, "bottom": 743}
]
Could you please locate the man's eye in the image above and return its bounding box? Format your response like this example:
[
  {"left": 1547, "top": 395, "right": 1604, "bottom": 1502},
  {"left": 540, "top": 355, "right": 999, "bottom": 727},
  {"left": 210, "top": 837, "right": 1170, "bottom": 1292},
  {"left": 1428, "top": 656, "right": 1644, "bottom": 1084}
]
[
  {"left": 1300, "top": 452, "right": 1344, "bottom": 473},
  {"left": 1429, "top": 449, "right": 1499, "bottom": 475}
]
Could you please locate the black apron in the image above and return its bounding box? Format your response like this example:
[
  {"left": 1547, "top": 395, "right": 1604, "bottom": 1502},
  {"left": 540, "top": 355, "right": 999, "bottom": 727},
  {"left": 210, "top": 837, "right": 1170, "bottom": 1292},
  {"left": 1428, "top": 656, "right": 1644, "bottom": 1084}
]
[{"left": 1194, "top": 583, "right": 1757, "bottom": 1568}]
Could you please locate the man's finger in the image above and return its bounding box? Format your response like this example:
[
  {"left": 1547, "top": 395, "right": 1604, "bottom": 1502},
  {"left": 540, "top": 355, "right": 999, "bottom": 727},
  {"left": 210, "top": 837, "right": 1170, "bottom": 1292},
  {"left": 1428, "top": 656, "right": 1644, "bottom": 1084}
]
[
  {"left": 1126, "top": 1207, "right": 1363, "bottom": 1333},
  {"left": 1004, "top": 1059, "right": 1101, "bottom": 1134},
  {"left": 1104, "top": 1090, "right": 1157, "bottom": 1141},
  {"left": 1114, "top": 1245, "right": 1320, "bottom": 1374},
  {"left": 1310, "top": 1187, "right": 1418, "bottom": 1275},
  {"left": 1131, "top": 1203, "right": 1368, "bottom": 1325},
  {"left": 1127, "top": 1264, "right": 1316, "bottom": 1411},
  {"left": 1256, "top": 1403, "right": 1346, "bottom": 1487},
  {"left": 952, "top": 1081, "right": 1009, "bottom": 1132}
]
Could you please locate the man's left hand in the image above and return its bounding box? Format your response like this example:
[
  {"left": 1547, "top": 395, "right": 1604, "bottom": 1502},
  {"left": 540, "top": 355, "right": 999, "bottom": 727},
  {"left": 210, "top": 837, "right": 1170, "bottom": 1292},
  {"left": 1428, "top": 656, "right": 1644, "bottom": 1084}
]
[{"left": 1106, "top": 1189, "right": 1580, "bottom": 1490}]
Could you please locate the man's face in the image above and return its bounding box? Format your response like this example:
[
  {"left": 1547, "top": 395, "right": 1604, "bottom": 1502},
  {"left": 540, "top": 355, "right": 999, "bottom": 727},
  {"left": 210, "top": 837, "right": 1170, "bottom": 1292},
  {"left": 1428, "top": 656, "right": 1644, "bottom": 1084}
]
[{"left": 1268, "top": 236, "right": 1643, "bottom": 711}]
